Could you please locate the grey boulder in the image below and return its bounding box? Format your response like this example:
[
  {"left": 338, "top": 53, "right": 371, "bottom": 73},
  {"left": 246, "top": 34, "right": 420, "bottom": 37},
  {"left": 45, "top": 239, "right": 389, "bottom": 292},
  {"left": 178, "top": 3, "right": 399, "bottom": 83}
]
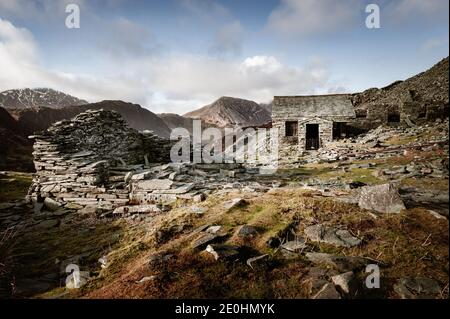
[{"left": 358, "top": 183, "right": 406, "bottom": 214}]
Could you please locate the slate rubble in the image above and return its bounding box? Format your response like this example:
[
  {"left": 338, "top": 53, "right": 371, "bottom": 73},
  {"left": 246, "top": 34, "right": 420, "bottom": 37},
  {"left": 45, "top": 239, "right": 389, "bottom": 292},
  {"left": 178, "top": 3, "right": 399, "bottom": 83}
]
[{"left": 27, "top": 109, "right": 174, "bottom": 210}]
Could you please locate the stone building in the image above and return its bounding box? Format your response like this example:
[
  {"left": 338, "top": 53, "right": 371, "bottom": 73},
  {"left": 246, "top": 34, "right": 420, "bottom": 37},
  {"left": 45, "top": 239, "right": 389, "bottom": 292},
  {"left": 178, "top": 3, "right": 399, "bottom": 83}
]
[{"left": 272, "top": 94, "right": 356, "bottom": 154}]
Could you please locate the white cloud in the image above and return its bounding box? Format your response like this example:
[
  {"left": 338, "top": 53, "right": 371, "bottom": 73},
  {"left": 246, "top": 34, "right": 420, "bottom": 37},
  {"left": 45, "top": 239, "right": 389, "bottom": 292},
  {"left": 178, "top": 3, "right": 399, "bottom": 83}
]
[
  {"left": 267, "top": 0, "right": 449, "bottom": 37},
  {"left": 241, "top": 56, "right": 282, "bottom": 73},
  {"left": 0, "top": 18, "right": 346, "bottom": 115},
  {"left": 148, "top": 54, "right": 342, "bottom": 111},
  {"left": 267, "top": 0, "right": 362, "bottom": 36},
  {"left": 0, "top": 18, "right": 149, "bottom": 103}
]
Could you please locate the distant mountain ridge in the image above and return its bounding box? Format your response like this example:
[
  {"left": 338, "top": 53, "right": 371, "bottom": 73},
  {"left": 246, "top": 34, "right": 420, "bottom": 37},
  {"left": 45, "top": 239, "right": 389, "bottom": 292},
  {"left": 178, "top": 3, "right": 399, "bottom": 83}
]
[
  {"left": 0, "top": 88, "right": 88, "bottom": 110},
  {"left": 184, "top": 96, "right": 271, "bottom": 127},
  {"left": 10, "top": 100, "right": 171, "bottom": 138}
]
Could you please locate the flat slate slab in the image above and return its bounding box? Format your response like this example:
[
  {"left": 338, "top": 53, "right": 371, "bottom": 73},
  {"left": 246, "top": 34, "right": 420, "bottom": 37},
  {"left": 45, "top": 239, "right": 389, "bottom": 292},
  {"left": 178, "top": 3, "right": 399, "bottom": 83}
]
[
  {"left": 154, "top": 183, "right": 195, "bottom": 194},
  {"left": 223, "top": 198, "right": 246, "bottom": 210},
  {"left": 393, "top": 277, "right": 442, "bottom": 299},
  {"left": 113, "top": 204, "right": 161, "bottom": 215},
  {"left": 191, "top": 233, "right": 218, "bottom": 249},
  {"left": 133, "top": 179, "right": 173, "bottom": 191},
  {"left": 281, "top": 239, "right": 307, "bottom": 252},
  {"left": 312, "top": 283, "right": 341, "bottom": 299},
  {"left": 304, "top": 224, "right": 361, "bottom": 248}
]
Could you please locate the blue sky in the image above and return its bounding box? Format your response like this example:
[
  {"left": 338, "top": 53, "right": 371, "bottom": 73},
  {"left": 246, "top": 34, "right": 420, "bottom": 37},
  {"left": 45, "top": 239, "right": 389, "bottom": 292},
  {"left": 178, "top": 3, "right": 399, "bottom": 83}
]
[{"left": 0, "top": 0, "right": 448, "bottom": 114}]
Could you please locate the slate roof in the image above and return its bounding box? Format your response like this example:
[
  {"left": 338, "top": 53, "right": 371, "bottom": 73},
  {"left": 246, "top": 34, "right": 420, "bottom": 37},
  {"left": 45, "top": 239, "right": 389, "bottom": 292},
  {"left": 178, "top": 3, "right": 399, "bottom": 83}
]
[{"left": 272, "top": 94, "right": 356, "bottom": 118}]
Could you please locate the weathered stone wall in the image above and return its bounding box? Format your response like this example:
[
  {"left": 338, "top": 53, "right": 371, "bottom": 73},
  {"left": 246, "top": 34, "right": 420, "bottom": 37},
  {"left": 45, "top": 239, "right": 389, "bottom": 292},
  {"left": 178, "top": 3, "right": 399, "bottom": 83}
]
[
  {"left": 272, "top": 95, "right": 356, "bottom": 119},
  {"left": 272, "top": 95, "right": 355, "bottom": 157},
  {"left": 27, "top": 109, "right": 175, "bottom": 209},
  {"left": 273, "top": 118, "right": 335, "bottom": 149}
]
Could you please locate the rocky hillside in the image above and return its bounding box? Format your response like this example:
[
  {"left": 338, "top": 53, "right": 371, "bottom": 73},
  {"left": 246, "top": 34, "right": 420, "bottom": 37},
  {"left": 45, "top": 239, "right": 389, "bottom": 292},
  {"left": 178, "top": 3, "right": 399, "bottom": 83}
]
[
  {"left": 159, "top": 113, "right": 220, "bottom": 136},
  {"left": 260, "top": 101, "right": 273, "bottom": 113},
  {"left": 353, "top": 57, "right": 448, "bottom": 107},
  {"left": 158, "top": 113, "right": 195, "bottom": 135},
  {"left": 1, "top": 117, "right": 447, "bottom": 299},
  {"left": 0, "top": 88, "right": 87, "bottom": 110},
  {"left": 351, "top": 57, "right": 449, "bottom": 126},
  {"left": 184, "top": 96, "right": 271, "bottom": 127},
  {"left": 10, "top": 100, "right": 171, "bottom": 138}
]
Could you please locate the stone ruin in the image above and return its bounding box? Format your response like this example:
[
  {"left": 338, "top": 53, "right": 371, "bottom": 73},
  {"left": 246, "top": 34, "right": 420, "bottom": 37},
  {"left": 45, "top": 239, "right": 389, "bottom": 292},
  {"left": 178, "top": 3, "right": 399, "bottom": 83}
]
[
  {"left": 27, "top": 109, "right": 274, "bottom": 215},
  {"left": 27, "top": 109, "right": 176, "bottom": 211}
]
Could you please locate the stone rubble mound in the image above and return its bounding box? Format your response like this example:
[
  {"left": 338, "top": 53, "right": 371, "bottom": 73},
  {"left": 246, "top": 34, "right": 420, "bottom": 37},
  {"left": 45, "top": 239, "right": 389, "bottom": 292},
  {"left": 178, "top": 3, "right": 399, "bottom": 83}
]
[
  {"left": 300, "top": 118, "right": 449, "bottom": 166},
  {"left": 27, "top": 109, "right": 174, "bottom": 211}
]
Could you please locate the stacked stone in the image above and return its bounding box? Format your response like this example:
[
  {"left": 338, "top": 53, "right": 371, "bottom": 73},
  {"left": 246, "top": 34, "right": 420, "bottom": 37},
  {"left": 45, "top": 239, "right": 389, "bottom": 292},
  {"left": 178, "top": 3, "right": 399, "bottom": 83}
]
[
  {"left": 27, "top": 109, "right": 174, "bottom": 210},
  {"left": 142, "top": 131, "right": 174, "bottom": 163}
]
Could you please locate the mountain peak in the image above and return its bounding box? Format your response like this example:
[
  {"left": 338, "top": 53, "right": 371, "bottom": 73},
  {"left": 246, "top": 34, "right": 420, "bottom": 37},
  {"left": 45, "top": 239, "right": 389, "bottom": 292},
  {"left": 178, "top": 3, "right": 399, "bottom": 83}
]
[
  {"left": 0, "top": 88, "right": 88, "bottom": 110},
  {"left": 184, "top": 96, "right": 271, "bottom": 127}
]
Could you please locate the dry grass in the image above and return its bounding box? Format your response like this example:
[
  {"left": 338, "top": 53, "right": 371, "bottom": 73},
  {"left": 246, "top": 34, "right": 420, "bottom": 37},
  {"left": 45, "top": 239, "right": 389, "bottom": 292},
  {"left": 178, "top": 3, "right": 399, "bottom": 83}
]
[
  {"left": 79, "top": 188, "right": 448, "bottom": 299},
  {"left": 1, "top": 165, "right": 446, "bottom": 299},
  {"left": 400, "top": 177, "right": 449, "bottom": 191}
]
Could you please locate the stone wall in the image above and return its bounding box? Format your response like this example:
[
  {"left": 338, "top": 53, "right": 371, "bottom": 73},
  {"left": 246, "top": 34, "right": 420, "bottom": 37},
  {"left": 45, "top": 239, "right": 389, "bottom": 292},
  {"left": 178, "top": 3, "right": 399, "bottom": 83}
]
[
  {"left": 272, "top": 95, "right": 356, "bottom": 119},
  {"left": 272, "top": 95, "right": 355, "bottom": 158},
  {"left": 27, "top": 109, "right": 175, "bottom": 210}
]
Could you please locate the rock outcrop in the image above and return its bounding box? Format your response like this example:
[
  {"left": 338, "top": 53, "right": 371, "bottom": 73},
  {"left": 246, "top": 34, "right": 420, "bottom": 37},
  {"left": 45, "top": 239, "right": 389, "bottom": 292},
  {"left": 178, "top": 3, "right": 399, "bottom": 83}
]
[{"left": 358, "top": 183, "right": 406, "bottom": 214}]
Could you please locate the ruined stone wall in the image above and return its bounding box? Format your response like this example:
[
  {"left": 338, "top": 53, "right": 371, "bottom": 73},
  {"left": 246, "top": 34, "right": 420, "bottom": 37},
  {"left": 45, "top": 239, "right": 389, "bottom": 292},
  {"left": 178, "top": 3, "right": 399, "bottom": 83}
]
[
  {"left": 274, "top": 118, "right": 351, "bottom": 153},
  {"left": 272, "top": 95, "right": 355, "bottom": 158},
  {"left": 27, "top": 109, "right": 175, "bottom": 209},
  {"left": 273, "top": 118, "right": 337, "bottom": 157},
  {"left": 272, "top": 95, "right": 355, "bottom": 119}
]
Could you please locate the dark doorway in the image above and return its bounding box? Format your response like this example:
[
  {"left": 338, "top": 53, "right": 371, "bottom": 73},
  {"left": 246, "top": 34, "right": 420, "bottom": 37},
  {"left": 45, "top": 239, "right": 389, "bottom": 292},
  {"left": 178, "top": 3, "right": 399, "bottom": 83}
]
[
  {"left": 305, "top": 124, "right": 319, "bottom": 150},
  {"left": 333, "top": 122, "right": 346, "bottom": 140}
]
